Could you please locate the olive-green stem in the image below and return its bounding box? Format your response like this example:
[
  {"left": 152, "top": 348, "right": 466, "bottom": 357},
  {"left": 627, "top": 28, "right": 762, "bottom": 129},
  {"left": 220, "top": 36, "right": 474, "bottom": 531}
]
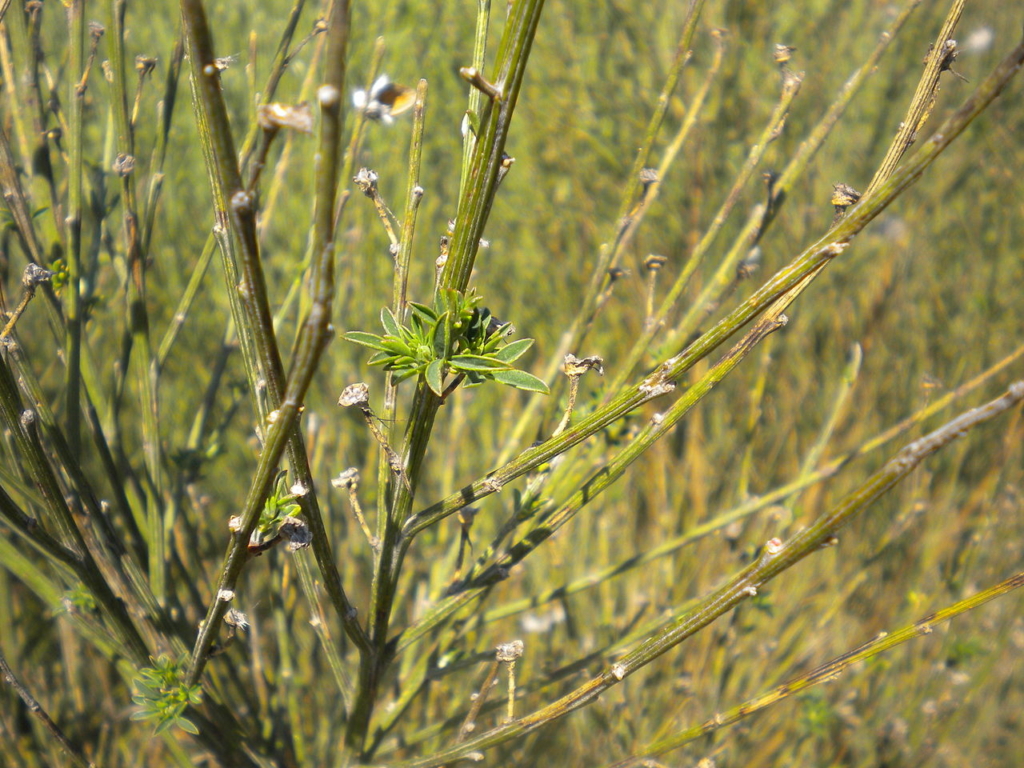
[
  {"left": 0, "top": 648, "right": 95, "bottom": 768},
  {"left": 736, "top": 337, "right": 773, "bottom": 499},
  {"left": 401, "top": 34, "right": 1024, "bottom": 540},
  {"left": 287, "top": 0, "right": 366, "bottom": 660},
  {"left": 63, "top": 0, "right": 85, "bottom": 457},
  {"left": 397, "top": 304, "right": 789, "bottom": 654},
  {"left": 441, "top": 0, "right": 546, "bottom": 291},
  {"left": 0, "top": 482, "right": 83, "bottom": 573},
  {"left": 863, "top": 0, "right": 964, "bottom": 198},
  {"left": 457, "top": 0, "right": 490, "bottom": 204},
  {"left": 0, "top": 352, "right": 149, "bottom": 664},
  {"left": 606, "top": 64, "right": 802, "bottom": 397},
  {"left": 295, "top": 552, "right": 354, "bottom": 710},
  {"left": 401, "top": 337, "right": 1021, "bottom": 648},
  {"left": 181, "top": 0, "right": 366, "bottom": 693},
  {"left": 655, "top": 0, "right": 919, "bottom": 363},
  {"left": 4, "top": 332, "right": 164, "bottom": 627},
  {"left": 345, "top": 0, "right": 548, "bottom": 755},
  {"left": 156, "top": 1, "right": 308, "bottom": 372},
  {"left": 378, "top": 81, "right": 428, "bottom": 535},
  {"left": 609, "top": 569, "right": 1024, "bottom": 766},
  {"left": 141, "top": 38, "right": 184, "bottom": 256},
  {"left": 109, "top": 0, "right": 166, "bottom": 602},
  {"left": 394, "top": 381, "right": 1024, "bottom": 768},
  {"left": 0, "top": 150, "right": 95, "bottom": 531},
  {"left": 564, "top": 0, "right": 705, "bottom": 331},
  {"left": 498, "top": 0, "right": 706, "bottom": 460}
]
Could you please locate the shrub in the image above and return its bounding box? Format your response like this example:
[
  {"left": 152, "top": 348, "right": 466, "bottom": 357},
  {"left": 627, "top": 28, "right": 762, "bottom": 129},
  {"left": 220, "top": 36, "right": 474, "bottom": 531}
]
[{"left": 1, "top": 1, "right": 1022, "bottom": 766}]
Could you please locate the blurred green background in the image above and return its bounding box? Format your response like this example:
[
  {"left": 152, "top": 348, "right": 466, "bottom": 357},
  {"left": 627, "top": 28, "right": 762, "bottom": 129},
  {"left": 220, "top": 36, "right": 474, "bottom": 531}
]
[{"left": 3, "top": 0, "right": 1023, "bottom": 765}]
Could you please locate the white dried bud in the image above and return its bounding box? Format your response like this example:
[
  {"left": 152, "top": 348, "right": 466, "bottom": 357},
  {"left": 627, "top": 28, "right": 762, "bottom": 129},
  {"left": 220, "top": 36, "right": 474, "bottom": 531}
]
[
  {"left": 318, "top": 84, "right": 341, "bottom": 107},
  {"left": 331, "top": 468, "right": 361, "bottom": 489},
  {"left": 495, "top": 640, "right": 524, "bottom": 662},
  {"left": 230, "top": 190, "right": 253, "bottom": 212},
  {"left": 225, "top": 608, "right": 250, "bottom": 631},
  {"left": 339, "top": 383, "right": 370, "bottom": 407},
  {"left": 638, "top": 376, "right": 675, "bottom": 398}
]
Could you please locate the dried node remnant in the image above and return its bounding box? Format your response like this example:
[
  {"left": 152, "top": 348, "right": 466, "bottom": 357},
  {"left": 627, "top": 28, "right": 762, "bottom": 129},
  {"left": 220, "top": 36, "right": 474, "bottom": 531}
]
[
  {"left": 459, "top": 66, "right": 502, "bottom": 101},
  {"left": 353, "top": 168, "right": 380, "bottom": 198},
  {"left": 644, "top": 254, "right": 668, "bottom": 272},
  {"left": 278, "top": 516, "right": 312, "bottom": 551},
  {"left": 832, "top": 182, "right": 861, "bottom": 209},
  {"left": 831, "top": 182, "right": 862, "bottom": 226},
  {"left": 496, "top": 153, "right": 516, "bottom": 188},
  {"left": 338, "top": 383, "right": 411, "bottom": 492},
  {"left": 332, "top": 468, "right": 379, "bottom": 551},
  {"left": 553, "top": 354, "right": 605, "bottom": 436},
  {"left": 638, "top": 373, "right": 676, "bottom": 399},
  {"left": 496, "top": 640, "right": 525, "bottom": 721},
  {"left": 774, "top": 43, "right": 797, "bottom": 65},
  {"left": 1, "top": 265, "right": 57, "bottom": 341},
  {"left": 257, "top": 102, "right": 313, "bottom": 134}
]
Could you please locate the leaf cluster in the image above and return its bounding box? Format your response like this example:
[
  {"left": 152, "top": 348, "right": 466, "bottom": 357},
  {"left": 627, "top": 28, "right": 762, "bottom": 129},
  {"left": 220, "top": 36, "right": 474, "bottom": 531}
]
[
  {"left": 249, "top": 471, "right": 303, "bottom": 550},
  {"left": 345, "top": 288, "right": 549, "bottom": 396},
  {"left": 130, "top": 654, "right": 203, "bottom": 735}
]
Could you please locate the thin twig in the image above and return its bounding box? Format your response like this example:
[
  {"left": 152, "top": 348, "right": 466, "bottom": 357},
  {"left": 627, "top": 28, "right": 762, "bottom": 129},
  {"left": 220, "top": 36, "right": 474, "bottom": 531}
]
[{"left": 0, "top": 648, "right": 95, "bottom": 768}]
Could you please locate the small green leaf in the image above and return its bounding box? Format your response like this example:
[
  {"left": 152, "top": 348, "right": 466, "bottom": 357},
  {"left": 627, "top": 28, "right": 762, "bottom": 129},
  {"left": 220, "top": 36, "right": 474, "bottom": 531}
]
[
  {"left": 345, "top": 331, "right": 390, "bottom": 352},
  {"left": 409, "top": 302, "right": 438, "bottom": 325},
  {"left": 493, "top": 338, "right": 534, "bottom": 363},
  {"left": 439, "top": 287, "right": 458, "bottom": 317},
  {"left": 491, "top": 369, "right": 550, "bottom": 393},
  {"left": 425, "top": 359, "right": 445, "bottom": 395},
  {"left": 393, "top": 369, "right": 421, "bottom": 384},
  {"left": 381, "top": 307, "right": 402, "bottom": 337},
  {"left": 481, "top": 322, "right": 514, "bottom": 352},
  {"left": 451, "top": 354, "right": 512, "bottom": 372},
  {"left": 397, "top": 322, "right": 417, "bottom": 343},
  {"left": 378, "top": 337, "right": 415, "bottom": 355},
  {"left": 464, "top": 108, "right": 479, "bottom": 138},
  {"left": 434, "top": 311, "right": 450, "bottom": 358}
]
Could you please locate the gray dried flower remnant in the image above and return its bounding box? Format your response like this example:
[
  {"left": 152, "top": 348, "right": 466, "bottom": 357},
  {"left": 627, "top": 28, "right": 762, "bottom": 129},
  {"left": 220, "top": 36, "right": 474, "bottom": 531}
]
[
  {"left": 562, "top": 354, "right": 605, "bottom": 378},
  {"left": 339, "top": 382, "right": 370, "bottom": 408},
  {"left": 278, "top": 516, "right": 312, "bottom": 552}
]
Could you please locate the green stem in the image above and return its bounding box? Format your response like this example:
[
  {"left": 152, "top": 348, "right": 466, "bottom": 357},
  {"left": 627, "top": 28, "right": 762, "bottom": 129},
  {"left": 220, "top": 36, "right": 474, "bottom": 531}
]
[
  {"left": 181, "top": 0, "right": 366, "bottom": 693},
  {"left": 64, "top": 0, "right": 85, "bottom": 458},
  {"left": 394, "top": 381, "right": 1024, "bottom": 768},
  {"left": 498, "top": 0, "right": 706, "bottom": 460},
  {"left": 609, "top": 569, "right": 1024, "bottom": 766},
  {"left": 402, "top": 33, "right": 1024, "bottom": 539},
  {"left": 0, "top": 351, "right": 149, "bottom": 663},
  {"left": 345, "top": 0, "right": 548, "bottom": 755},
  {"left": 457, "top": 0, "right": 490, "bottom": 204}
]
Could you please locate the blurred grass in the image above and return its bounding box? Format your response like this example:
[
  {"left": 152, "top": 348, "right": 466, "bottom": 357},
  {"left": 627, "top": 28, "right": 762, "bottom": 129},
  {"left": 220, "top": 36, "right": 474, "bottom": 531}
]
[{"left": 1, "top": 0, "right": 1023, "bottom": 766}]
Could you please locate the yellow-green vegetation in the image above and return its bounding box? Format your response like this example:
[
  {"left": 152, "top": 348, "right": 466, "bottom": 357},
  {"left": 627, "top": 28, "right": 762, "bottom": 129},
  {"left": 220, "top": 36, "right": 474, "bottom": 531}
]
[{"left": 1, "top": 0, "right": 1022, "bottom": 766}]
